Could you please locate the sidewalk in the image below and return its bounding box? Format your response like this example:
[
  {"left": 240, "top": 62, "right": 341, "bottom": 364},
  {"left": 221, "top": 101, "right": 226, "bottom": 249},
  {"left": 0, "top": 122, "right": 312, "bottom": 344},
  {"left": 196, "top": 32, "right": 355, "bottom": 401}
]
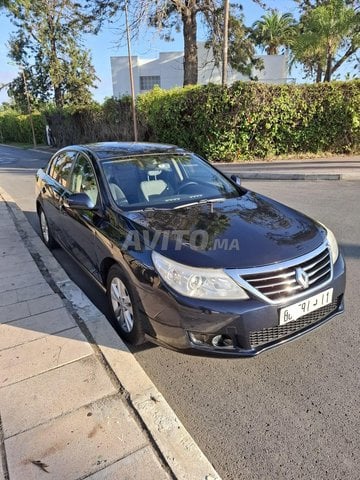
[
  {"left": 0, "top": 191, "right": 220, "bottom": 480},
  {"left": 217, "top": 155, "right": 360, "bottom": 181}
]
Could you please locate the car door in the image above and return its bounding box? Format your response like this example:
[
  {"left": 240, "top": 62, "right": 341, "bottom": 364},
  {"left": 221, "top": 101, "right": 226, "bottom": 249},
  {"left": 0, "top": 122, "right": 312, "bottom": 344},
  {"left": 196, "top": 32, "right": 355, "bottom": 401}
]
[
  {"left": 41, "top": 151, "right": 77, "bottom": 244},
  {"left": 61, "top": 153, "right": 102, "bottom": 277}
]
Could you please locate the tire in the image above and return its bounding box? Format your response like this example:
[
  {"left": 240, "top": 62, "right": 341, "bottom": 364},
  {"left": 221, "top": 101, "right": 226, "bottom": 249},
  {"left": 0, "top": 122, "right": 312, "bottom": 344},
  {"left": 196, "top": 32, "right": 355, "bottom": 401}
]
[
  {"left": 106, "top": 264, "right": 145, "bottom": 345},
  {"left": 38, "top": 206, "right": 56, "bottom": 249}
]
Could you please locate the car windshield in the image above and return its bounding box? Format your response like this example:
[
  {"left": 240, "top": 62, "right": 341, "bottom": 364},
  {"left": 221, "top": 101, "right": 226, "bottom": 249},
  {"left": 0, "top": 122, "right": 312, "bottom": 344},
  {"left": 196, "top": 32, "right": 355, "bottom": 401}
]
[{"left": 101, "top": 153, "right": 240, "bottom": 210}]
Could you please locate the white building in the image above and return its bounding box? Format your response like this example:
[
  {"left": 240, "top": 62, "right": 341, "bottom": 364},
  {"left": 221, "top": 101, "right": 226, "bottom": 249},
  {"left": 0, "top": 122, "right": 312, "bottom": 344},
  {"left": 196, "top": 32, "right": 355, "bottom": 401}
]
[{"left": 111, "top": 42, "right": 289, "bottom": 98}]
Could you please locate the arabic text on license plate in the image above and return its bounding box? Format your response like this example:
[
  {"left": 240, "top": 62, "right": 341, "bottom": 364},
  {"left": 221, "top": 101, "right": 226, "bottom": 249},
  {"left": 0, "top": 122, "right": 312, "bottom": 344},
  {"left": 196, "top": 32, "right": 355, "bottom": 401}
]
[{"left": 279, "top": 288, "right": 333, "bottom": 326}]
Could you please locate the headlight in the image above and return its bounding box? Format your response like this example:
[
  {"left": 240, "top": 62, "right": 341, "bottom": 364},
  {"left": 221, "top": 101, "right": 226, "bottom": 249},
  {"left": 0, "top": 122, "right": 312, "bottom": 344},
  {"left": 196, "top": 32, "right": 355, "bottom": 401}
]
[
  {"left": 326, "top": 227, "right": 339, "bottom": 264},
  {"left": 152, "top": 251, "right": 249, "bottom": 300}
]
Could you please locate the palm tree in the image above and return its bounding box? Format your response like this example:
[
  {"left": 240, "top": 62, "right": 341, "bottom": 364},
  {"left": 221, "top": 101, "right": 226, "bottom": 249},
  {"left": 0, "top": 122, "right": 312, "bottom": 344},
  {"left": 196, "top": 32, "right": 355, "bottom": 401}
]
[{"left": 252, "top": 11, "right": 297, "bottom": 55}]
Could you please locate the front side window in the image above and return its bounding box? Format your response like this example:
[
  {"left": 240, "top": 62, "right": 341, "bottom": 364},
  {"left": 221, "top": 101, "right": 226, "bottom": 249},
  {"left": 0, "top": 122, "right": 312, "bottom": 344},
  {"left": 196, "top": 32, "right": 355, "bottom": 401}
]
[
  {"left": 101, "top": 154, "right": 239, "bottom": 210},
  {"left": 70, "top": 154, "right": 99, "bottom": 205},
  {"left": 49, "top": 151, "right": 77, "bottom": 187}
]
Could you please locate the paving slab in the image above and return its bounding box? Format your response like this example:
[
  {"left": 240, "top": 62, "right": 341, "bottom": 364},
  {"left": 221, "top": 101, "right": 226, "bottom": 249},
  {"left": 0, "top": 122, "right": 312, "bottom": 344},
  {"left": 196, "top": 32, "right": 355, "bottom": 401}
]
[
  {"left": 0, "top": 228, "right": 18, "bottom": 240},
  {"left": 0, "top": 252, "right": 33, "bottom": 269},
  {"left": 0, "top": 241, "right": 29, "bottom": 256},
  {"left": 5, "top": 395, "right": 148, "bottom": 480},
  {"left": 0, "top": 355, "right": 117, "bottom": 438},
  {"left": 0, "top": 270, "right": 46, "bottom": 294},
  {"left": 85, "top": 446, "right": 171, "bottom": 480},
  {"left": 0, "top": 326, "right": 92, "bottom": 387},
  {"left": 0, "top": 259, "right": 39, "bottom": 278},
  {"left": 0, "top": 282, "right": 53, "bottom": 307},
  {"left": 0, "top": 293, "right": 65, "bottom": 324},
  {"left": 0, "top": 219, "right": 15, "bottom": 228},
  {"left": 0, "top": 307, "right": 77, "bottom": 351},
  {"left": 0, "top": 455, "right": 4, "bottom": 480}
]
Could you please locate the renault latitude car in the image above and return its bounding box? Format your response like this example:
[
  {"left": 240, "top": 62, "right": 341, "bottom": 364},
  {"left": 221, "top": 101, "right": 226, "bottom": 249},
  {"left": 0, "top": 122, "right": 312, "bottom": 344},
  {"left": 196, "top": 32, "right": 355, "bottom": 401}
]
[{"left": 35, "top": 142, "right": 346, "bottom": 356}]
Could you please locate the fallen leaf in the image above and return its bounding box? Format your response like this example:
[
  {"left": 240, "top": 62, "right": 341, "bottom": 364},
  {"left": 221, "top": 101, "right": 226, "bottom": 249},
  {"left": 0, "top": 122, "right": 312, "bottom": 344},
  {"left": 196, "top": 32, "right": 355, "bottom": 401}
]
[{"left": 30, "top": 460, "right": 49, "bottom": 473}]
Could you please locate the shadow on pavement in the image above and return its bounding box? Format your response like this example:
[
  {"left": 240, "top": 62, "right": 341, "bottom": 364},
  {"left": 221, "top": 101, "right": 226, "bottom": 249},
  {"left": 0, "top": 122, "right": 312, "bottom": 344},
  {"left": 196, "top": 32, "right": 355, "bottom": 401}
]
[
  {"left": 340, "top": 243, "right": 360, "bottom": 260},
  {"left": 17, "top": 210, "right": 159, "bottom": 355}
]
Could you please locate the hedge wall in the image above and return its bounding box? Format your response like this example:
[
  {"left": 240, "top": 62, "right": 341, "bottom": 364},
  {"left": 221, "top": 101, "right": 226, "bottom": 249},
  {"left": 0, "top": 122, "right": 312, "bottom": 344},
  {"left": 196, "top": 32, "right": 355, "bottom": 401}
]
[
  {"left": 137, "top": 81, "right": 360, "bottom": 161},
  {"left": 0, "top": 111, "right": 46, "bottom": 145},
  {"left": 1, "top": 81, "right": 359, "bottom": 161}
]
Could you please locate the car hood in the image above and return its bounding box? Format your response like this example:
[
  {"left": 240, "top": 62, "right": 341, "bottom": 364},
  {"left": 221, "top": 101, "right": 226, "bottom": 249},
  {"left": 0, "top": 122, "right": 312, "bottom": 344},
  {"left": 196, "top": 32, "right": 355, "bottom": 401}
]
[{"left": 123, "top": 190, "right": 327, "bottom": 269}]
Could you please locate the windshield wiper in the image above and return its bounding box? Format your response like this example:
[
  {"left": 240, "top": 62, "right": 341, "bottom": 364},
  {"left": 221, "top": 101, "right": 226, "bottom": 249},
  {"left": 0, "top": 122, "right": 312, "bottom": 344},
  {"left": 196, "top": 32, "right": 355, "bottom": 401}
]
[
  {"left": 137, "top": 206, "right": 174, "bottom": 212},
  {"left": 174, "top": 198, "right": 226, "bottom": 209}
]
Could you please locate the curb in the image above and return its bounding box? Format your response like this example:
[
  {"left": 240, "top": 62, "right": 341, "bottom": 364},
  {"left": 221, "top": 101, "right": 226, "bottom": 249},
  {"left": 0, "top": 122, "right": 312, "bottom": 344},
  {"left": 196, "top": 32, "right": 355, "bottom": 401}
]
[
  {"left": 221, "top": 170, "right": 360, "bottom": 181},
  {"left": 0, "top": 187, "right": 222, "bottom": 480},
  {"left": 239, "top": 172, "right": 341, "bottom": 181},
  {"left": 29, "top": 148, "right": 56, "bottom": 155},
  {"left": 0, "top": 143, "right": 52, "bottom": 155},
  {"left": 220, "top": 170, "right": 342, "bottom": 181}
]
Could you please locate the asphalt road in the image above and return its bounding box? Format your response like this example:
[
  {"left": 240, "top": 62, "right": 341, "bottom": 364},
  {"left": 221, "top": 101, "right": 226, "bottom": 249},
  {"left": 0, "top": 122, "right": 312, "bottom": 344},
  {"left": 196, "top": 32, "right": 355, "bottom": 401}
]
[{"left": 1, "top": 145, "right": 359, "bottom": 480}]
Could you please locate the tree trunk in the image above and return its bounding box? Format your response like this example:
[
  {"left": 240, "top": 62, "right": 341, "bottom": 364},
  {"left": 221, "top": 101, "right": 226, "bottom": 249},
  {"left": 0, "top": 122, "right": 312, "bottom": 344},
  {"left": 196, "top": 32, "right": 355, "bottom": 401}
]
[
  {"left": 54, "top": 86, "right": 63, "bottom": 108},
  {"left": 267, "top": 45, "right": 278, "bottom": 55},
  {"left": 48, "top": 11, "right": 63, "bottom": 108},
  {"left": 316, "top": 64, "right": 323, "bottom": 82},
  {"left": 324, "top": 44, "right": 332, "bottom": 82},
  {"left": 182, "top": 9, "right": 198, "bottom": 86},
  {"left": 324, "top": 56, "right": 332, "bottom": 82}
]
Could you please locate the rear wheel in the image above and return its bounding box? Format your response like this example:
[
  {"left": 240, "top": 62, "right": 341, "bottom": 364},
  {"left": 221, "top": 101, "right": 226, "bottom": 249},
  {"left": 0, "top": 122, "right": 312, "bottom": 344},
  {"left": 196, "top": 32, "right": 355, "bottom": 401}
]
[
  {"left": 38, "top": 207, "right": 56, "bottom": 249},
  {"left": 106, "top": 265, "right": 145, "bottom": 345}
]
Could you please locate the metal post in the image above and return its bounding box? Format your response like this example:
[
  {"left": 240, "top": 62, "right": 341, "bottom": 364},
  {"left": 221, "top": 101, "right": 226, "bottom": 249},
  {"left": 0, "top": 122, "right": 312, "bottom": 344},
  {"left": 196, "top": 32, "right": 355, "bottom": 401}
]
[
  {"left": 21, "top": 67, "right": 37, "bottom": 147},
  {"left": 125, "top": 1, "right": 138, "bottom": 142},
  {"left": 222, "top": 0, "right": 230, "bottom": 87}
]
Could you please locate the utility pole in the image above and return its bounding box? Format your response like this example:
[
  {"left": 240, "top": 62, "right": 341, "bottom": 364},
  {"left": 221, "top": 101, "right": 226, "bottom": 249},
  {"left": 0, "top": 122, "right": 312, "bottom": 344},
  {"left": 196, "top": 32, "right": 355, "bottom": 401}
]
[
  {"left": 21, "top": 66, "right": 37, "bottom": 147},
  {"left": 222, "top": 0, "right": 230, "bottom": 87},
  {"left": 125, "top": 1, "right": 138, "bottom": 142}
]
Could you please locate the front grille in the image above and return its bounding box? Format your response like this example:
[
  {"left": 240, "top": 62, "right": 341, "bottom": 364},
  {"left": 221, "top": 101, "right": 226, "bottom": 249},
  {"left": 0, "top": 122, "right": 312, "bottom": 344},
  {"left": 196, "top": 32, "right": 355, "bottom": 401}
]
[
  {"left": 242, "top": 247, "right": 331, "bottom": 302},
  {"left": 249, "top": 297, "right": 340, "bottom": 348}
]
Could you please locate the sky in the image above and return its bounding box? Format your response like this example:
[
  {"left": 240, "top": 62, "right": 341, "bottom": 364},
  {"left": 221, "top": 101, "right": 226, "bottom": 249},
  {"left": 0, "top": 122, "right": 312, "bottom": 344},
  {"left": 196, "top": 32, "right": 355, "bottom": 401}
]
[{"left": 0, "top": 1, "right": 311, "bottom": 105}]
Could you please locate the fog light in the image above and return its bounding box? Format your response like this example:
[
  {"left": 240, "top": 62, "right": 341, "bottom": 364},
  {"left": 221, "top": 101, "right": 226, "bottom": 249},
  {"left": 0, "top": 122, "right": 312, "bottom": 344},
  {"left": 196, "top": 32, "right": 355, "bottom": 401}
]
[
  {"left": 211, "top": 334, "right": 233, "bottom": 348},
  {"left": 188, "top": 332, "right": 213, "bottom": 346},
  {"left": 188, "top": 332, "right": 234, "bottom": 348}
]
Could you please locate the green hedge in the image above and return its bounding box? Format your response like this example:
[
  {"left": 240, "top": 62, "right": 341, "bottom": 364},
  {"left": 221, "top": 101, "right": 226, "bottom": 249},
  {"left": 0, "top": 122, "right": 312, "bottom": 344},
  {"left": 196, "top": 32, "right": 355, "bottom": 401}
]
[
  {"left": 137, "top": 81, "right": 360, "bottom": 161},
  {"left": 0, "top": 111, "right": 46, "bottom": 145},
  {"left": 1, "top": 81, "right": 359, "bottom": 161}
]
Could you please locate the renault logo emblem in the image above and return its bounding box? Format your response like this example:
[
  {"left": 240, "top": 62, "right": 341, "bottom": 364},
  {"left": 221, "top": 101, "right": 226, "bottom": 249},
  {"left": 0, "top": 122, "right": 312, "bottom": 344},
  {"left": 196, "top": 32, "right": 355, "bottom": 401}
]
[{"left": 295, "top": 267, "right": 309, "bottom": 289}]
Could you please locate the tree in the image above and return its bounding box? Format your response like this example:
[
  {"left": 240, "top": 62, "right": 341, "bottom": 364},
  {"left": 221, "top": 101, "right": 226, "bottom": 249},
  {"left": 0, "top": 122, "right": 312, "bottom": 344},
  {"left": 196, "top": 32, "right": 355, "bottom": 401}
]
[
  {"left": 4, "top": 0, "right": 98, "bottom": 108},
  {"left": 291, "top": 0, "right": 360, "bottom": 82},
  {"left": 147, "top": 1, "right": 222, "bottom": 86},
  {"left": 206, "top": 5, "right": 261, "bottom": 78},
  {"left": 251, "top": 11, "right": 297, "bottom": 55},
  {"left": 95, "top": 0, "right": 265, "bottom": 86}
]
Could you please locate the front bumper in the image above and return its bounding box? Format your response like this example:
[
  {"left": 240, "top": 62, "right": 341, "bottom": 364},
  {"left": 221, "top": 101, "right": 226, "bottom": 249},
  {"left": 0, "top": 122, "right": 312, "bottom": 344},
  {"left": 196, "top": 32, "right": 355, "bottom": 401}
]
[{"left": 138, "top": 253, "right": 346, "bottom": 357}]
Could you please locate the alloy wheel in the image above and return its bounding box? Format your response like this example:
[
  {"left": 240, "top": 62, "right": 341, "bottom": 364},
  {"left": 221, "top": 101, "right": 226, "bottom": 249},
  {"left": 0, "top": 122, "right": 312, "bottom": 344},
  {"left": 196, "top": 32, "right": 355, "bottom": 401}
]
[
  {"left": 40, "top": 210, "right": 50, "bottom": 244},
  {"left": 110, "top": 277, "right": 134, "bottom": 333}
]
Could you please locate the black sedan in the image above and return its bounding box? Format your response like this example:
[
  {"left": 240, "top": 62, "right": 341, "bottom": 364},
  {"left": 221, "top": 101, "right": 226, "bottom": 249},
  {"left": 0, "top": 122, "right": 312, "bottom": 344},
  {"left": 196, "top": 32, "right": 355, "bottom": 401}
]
[{"left": 35, "top": 142, "right": 346, "bottom": 356}]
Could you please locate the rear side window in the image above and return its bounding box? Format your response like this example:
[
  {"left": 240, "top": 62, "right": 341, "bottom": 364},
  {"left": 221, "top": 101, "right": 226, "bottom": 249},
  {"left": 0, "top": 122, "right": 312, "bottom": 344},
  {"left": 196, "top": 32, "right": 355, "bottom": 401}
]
[{"left": 48, "top": 151, "right": 77, "bottom": 187}]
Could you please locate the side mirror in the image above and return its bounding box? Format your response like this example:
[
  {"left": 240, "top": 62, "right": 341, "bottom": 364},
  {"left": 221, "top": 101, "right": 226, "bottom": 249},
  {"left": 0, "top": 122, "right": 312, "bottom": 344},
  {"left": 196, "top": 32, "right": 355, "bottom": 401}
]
[
  {"left": 230, "top": 174, "right": 241, "bottom": 187},
  {"left": 63, "top": 193, "right": 95, "bottom": 210}
]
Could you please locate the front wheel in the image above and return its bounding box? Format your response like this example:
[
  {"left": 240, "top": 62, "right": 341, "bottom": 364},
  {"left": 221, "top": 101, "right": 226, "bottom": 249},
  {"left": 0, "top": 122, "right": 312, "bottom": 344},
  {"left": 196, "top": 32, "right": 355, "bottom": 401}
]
[
  {"left": 38, "top": 206, "right": 56, "bottom": 249},
  {"left": 106, "top": 265, "right": 145, "bottom": 345}
]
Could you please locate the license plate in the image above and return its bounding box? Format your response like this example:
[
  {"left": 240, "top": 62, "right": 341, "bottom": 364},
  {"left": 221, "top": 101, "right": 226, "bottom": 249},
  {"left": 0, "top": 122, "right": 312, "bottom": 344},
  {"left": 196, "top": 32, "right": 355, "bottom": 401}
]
[{"left": 279, "top": 288, "right": 333, "bottom": 326}]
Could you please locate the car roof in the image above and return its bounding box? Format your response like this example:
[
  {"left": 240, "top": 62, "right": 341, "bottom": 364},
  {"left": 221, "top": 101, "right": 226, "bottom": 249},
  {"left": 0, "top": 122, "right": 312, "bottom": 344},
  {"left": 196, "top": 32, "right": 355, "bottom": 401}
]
[{"left": 66, "top": 142, "right": 189, "bottom": 161}]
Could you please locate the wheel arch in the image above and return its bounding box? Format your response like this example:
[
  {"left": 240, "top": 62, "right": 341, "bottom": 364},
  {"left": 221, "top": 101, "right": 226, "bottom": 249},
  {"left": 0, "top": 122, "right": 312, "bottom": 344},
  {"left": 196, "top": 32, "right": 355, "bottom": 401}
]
[
  {"left": 100, "top": 257, "right": 118, "bottom": 286},
  {"left": 36, "top": 200, "right": 42, "bottom": 215}
]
